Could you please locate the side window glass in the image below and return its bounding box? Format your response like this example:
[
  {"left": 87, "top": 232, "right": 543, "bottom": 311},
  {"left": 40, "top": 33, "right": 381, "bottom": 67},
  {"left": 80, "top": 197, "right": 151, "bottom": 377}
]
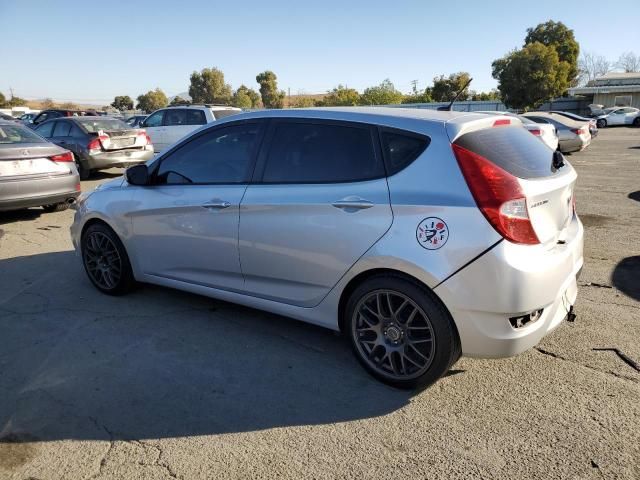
[
  {"left": 186, "top": 110, "right": 206, "bottom": 125},
  {"left": 144, "top": 111, "right": 164, "bottom": 127},
  {"left": 381, "top": 130, "right": 430, "bottom": 176},
  {"left": 165, "top": 109, "right": 187, "bottom": 126},
  {"left": 262, "top": 122, "right": 382, "bottom": 183},
  {"left": 53, "top": 121, "right": 72, "bottom": 137},
  {"left": 35, "top": 121, "right": 55, "bottom": 138},
  {"left": 156, "top": 124, "right": 260, "bottom": 184}
]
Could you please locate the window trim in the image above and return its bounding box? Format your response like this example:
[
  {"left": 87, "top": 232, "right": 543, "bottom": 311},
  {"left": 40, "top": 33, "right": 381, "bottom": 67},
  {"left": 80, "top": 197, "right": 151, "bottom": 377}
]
[
  {"left": 376, "top": 126, "right": 431, "bottom": 177},
  {"left": 252, "top": 118, "right": 385, "bottom": 185},
  {"left": 148, "top": 119, "right": 266, "bottom": 186}
]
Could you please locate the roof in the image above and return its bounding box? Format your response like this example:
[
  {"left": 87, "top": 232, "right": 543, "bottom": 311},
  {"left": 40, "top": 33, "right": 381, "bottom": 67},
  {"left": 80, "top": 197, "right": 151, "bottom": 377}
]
[{"left": 596, "top": 72, "right": 640, "bottom": 81}]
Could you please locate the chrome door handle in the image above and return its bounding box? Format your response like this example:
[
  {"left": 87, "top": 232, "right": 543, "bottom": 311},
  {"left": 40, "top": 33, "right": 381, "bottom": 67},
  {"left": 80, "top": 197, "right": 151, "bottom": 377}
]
[
  {"left": 202, "top": 201, "right": 231, "bottom": 209},
  {"left": 332, "top": 199, "right": 374, "bottom": 210}
]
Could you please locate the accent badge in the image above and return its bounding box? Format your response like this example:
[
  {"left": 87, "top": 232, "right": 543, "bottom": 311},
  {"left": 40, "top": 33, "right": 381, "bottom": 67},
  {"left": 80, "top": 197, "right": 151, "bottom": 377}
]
[{"left": 416, "top": 217, "right": 449, "bottom": 250}]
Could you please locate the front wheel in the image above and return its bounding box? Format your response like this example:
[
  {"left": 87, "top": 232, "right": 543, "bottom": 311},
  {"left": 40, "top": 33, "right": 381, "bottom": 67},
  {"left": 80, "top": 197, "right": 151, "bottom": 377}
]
[
  {"left": 633, "top": 117, "right": 640, "bottom": 127},
  {"left": 596, "top": 119, "right": 607, "bottom": 128},
  {"left": 346, "top": 275, "right": 460, "bottom": 389},
  {"left": 81, "top": 223, "right": 135, "bottom": 295}
]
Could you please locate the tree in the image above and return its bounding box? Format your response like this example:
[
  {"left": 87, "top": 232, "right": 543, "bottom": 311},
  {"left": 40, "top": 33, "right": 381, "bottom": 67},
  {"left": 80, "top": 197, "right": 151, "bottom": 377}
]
[
  {"left": 256, "top": 70, "right": 285, "bottom": 109},
  {"left": 0, "top": 92, "right": 5, "bottom": 107},
  {"left": 169, "top": 96, "right": 191, "bottom": 106},
  {"left": 40, "top": 98, "right": 56, "bottom": 109},
  {"left": 469, "top": 89, "right": 501, "bottom": 101},
  {"left": 616, "top": 52, "right": 640, "bottom": 73},
  {"left": 431, "top": 72, "right": 471, "bottom": 102},
  {"left": 136, "top": 88, "right": 168, "bottom": 113},
  {"left": 7, "top": 96, "right": 27, "bottom": 107},
  {"left": 359, "top": 79, "right": 403, "bottom": 105},
  {"left": 111, "top": 95, "right": 134, "bottom": 111},
  {"left": 524, "top": 20, "right": 579, "bottom": 85},
  {"left": 232, "top": 85, "right": 261, "bottom": 109},
  {"left": 492, "top": 42, "right": 570, "bottom": 110},
  {"left": 578, "top": 52, "right": 610, "bottom": 85},
  {"left": 290, "top": 97, "right": 316, "bottom": 108},
  {"left": 189, "top": 67, "right": 232, "bottom": 104},
  {"left": 322, "top": 85, "right": 361, "bottom": 106},
  {"left": 401, "top": 88, "right": 433, "bottom": 104}
]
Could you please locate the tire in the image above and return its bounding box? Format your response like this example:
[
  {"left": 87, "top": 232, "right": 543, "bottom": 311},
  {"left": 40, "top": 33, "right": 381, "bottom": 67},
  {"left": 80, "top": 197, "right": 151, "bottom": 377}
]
[
  {"left": 345, "top": 274, "right": 460, "bottom": 389},
  {"left": 596, "top": 119, "right": 606, "bottom": 128},
  {"left": 42, "top": 202, "right": 70, "bottom": 213},
  {"left": 76, "top": 161, "right": 91, "bottom": 180},
  {"left": 81, "top": 222, "right": 135, "bottom": 295},
  {"left": 633, "top": 118, "right": 640, "bottom": 127}
]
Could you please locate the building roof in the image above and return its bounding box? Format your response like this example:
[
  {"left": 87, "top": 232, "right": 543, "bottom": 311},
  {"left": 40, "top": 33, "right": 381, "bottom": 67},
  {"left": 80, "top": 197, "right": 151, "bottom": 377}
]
[{"left": 569, "top": 71, "right": 640, "bottom": 96}]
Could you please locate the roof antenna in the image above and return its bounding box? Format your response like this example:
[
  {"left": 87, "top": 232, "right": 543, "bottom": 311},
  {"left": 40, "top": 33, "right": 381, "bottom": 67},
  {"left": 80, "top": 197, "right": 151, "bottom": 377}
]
[{"left": 437, "top": 77, "right": 473, "bottom": 111}]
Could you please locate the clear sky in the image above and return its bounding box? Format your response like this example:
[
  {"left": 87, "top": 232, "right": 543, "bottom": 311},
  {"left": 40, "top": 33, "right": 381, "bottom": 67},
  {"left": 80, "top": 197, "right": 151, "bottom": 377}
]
[{"left": 2, "top": 0, "right": 639, "bottom": 104}]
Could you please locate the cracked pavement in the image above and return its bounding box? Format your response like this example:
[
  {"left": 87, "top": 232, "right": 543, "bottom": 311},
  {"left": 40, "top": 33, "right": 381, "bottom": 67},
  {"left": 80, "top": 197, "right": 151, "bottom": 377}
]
[{"left": 0, "top": 128, "right": 639, "bottom": 479}]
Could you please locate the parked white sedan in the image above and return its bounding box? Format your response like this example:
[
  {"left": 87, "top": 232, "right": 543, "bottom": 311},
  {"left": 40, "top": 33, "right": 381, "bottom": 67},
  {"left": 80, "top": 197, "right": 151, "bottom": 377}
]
[{"left": 595, "top": 107, "right": 640, "bottom": 128}]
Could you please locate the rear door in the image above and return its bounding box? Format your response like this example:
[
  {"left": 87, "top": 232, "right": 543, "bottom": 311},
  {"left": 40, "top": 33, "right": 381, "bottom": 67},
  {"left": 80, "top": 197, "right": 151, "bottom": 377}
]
[
  {"left": 141, "top": 110, "right": 165, "bottom": 151},
  {"left": 608, "top": 109, "right": 626, "bottom": 125},
  {"left": 239, "top": 119, "right": 392, "bottom": 307}
]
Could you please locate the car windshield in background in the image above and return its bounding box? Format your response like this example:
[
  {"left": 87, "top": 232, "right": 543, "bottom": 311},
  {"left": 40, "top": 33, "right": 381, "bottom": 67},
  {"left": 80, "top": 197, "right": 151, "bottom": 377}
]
[
  {"left": 0, "top": 124, "right": 47, "bottom": 144},
  {"left": 213, "top": 110, "right": 240, "bottom": 120},
  {"left": 77, "top": 118, "right": 130, "bottom": 132}
]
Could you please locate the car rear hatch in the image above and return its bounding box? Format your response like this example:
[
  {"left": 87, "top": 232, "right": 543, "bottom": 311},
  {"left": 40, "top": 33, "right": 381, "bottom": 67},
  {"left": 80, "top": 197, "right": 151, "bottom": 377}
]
[
  {"left": 92, "top": 129, "right": 151, "bottom": 151},
  {"left": 0, "top": 144, "right": 75, "bottom": 179},
  {"left": 447, "top": 115, "right": 577, "bottom": 248}
]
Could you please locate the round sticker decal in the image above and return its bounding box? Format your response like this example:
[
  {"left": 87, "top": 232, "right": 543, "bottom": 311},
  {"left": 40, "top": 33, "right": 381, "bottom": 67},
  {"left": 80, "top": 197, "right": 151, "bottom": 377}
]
[{"left": 416, "top": 217, "right": 449, "bottom": 250}]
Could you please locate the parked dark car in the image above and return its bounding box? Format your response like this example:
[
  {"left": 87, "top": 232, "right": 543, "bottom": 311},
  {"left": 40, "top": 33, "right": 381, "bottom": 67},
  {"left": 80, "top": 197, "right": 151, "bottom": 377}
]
[
  {"left": 0, "top": 112, "right": 21, "bottom": 123},
  {"left": 30, "top": 109, "right": 98, "bottom": 127},
  {"left": 0, "top": 120, "right": 80, "bottom": 212},
  {"left": 124, "top": 115, "right": 147, "bottom": 128},
  {"left": 34, "top": 116, "right": 154, "bottom": 180}
]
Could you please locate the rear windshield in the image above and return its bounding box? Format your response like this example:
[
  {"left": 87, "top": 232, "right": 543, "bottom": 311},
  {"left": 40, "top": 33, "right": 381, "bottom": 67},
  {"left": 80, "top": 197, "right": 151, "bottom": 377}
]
[
  {"left": 77, "top": 118, "right": 130, "bottom": 132},
  {"left": 0, "top": 124, "right": 47, "bottom": 144},
  {"left": 454, "top": 126, "right": 557, "bottom": 179},
  {"left": 213, "top": 110, "right": 240, "bottom": 120}
]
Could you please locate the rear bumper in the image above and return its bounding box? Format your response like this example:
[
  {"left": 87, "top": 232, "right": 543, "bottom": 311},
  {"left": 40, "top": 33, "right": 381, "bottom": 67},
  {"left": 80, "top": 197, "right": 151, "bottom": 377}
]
[
  {"left": 560, "top": 137, "right": 589, "bottom": 153},
  {"left": 435, "top": 215, "right": 584, "bottom": 358},
  {"left": 0, "top": 173, "right": 80, "bottom": 211},
  {"left": 87, "top": 148, "right": 154, "bottom": 170}
]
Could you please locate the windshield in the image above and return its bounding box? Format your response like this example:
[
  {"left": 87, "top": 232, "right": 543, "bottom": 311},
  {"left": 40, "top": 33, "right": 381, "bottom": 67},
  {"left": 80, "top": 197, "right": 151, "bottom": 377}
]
[
  {"left": 0, "top": 124, "right": 47, "bottom": 144},
  {"left": 77, "top": 118, "right": 130, "bottom": 132},
  {"left": 603, "top": 108, "right": 617, "bottom": 114}
]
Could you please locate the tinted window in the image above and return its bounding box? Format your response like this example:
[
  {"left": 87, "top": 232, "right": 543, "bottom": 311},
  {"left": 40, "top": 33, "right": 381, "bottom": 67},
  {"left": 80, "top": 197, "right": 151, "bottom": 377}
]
[
  {"left": 381, "top": 129, "right": 430, "bottom": 175},
  {"left": 186, "top": 110, "right": 206, "bottom": 125},
  {"left": 0, "top": 124, "right": 47, "bottom": 144},
  {"left": 35, "top": 121, "right": 55, "bottom": 138},
  {"left": 53, "top": 121, "right": 72, "bottom": 137},
  {"left": 454, "top": 126, "right": 558, "bottom": 179},
  {"left": 262, "top": 122, "right": 381, "bottom": 183},
  {"left": 165, "top": 109, "right": 187, "bottom": 126},
  {"left": 144, "top": 111, "right": 164, "bottom": 127},
  {"left": 525, "top": 116, "right": 551, "bottom": 124},
  {"left": 156, "top": 124, "right": 260, "bottom": 184},
  {"left": 213, "top": 110, "right": 240, "bottom": 120}
]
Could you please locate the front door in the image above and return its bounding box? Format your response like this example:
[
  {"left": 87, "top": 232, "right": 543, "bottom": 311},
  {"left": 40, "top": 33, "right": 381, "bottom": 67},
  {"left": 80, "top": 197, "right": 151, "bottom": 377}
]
[
  {"left": 239, "top": 119, "right": 392, "bottom": 307},
  {"left": 130, "top": 121, "right": 264, "bottom": 291}
]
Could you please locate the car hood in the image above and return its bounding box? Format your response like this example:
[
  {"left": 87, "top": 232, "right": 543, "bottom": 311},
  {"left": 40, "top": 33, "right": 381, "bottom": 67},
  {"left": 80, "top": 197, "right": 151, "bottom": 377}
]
[{"left": 94, "top": 176, "right": 125, "bottom": 191}]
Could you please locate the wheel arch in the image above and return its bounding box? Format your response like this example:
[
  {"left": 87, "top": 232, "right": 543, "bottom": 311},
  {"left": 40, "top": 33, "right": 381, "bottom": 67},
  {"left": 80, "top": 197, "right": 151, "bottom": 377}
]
[{"left": 337, "top": 267, "right": 459, "bottom": 344}]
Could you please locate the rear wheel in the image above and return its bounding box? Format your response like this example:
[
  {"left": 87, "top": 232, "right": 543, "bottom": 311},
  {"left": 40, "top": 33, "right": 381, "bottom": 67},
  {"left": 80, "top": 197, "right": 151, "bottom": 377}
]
[
  {"left": 76, "top": 160, "right": 91, "bottom": 180},
  {"left": 346, "top": 275, "right": 460, "bottom": 389},
  {"left": 633, "top": 118, "right": 640, "bottom": 127},
  {"left": 42, "top": 202, "right": 70, "bottom": 213},
  {"left": 596, "top": 119, "right": 607, "bottom": 128},
  {"left": 81, "top": 223, "right": 135, "bottom": 295}
]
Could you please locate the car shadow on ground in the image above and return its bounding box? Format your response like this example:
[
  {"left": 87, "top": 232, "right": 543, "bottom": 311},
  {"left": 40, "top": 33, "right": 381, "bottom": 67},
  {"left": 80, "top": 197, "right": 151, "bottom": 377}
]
[
  {"left": 87, "top": 170, "right": 123, "bottom": 181},
  {"left": 0, "top": 209, "right": 43, "bottom": 226},
  {"left": 628, "top": 191, "right": 640, "bottom": 202},
  {"left": 0, "top": 251, "right": 419, "bottom": 446},
  {"left": 611, "top": 256, "right": 640, "bottom": 301}
]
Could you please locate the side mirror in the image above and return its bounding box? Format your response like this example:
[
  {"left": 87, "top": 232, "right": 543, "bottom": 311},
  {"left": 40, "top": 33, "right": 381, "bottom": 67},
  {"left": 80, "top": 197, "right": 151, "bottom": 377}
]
[{"left": 126, "top": 164, "right": 149, "bottom": 186}]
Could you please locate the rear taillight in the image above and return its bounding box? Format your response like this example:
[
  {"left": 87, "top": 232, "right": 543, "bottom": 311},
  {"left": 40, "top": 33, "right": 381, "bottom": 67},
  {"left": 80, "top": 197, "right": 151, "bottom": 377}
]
[
  {"left": 137, "top": 131, "right": 152, "bottom": 145},
  {"left": 571, "top": 128, "right": 585, "bottom": 135},
  {"left": 50, "top": 151, "right": 73, "bottom": 162},
  {"left": 493, "top": 119, "right": 511, "bottom": 127},
  {"left": 529, "top": 128, "right": 542, "bottom": 136},
  {"left": 88, "top": 138, "right": 101, "bottom": 151},
  {"left": 452, "top": 143, "right": 540, "bottom": 245}
]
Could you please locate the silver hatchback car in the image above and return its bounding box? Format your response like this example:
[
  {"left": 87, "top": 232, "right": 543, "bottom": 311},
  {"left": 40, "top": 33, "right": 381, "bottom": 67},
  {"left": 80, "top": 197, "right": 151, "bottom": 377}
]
[{"left": 71, "top": 108, "right": 584, "bottom": 388}]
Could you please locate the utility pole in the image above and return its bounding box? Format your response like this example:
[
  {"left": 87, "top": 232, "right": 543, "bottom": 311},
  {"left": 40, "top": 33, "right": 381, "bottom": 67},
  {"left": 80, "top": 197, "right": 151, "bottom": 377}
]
[{"left": 410, "top": 80, "right": 418, "bottom": 94}]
